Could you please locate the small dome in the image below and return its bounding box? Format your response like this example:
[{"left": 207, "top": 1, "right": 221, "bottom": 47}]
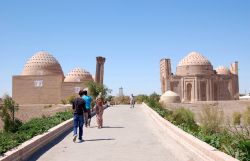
[
  {"left": 64, "top": 67, "right": 93, "bottom": 82},
  {"left": 160, "top": 90, "right": 181, "bottom": 103},
  {"left": 216, "top": 66, "right": 230, "bottom": 75},
  {"left": 178, "top": 51, "right": 212, "bottom": 66},
  {"left": 22, "top": 51, "right": 64, "bottom": 76}
]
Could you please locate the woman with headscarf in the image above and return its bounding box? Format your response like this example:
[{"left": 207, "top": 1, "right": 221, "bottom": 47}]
[{"left": 94, "top": 97, "right": 104, "bottom": 129}]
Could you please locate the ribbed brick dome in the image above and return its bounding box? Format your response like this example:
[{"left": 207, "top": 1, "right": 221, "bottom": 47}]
[
  {"left": 176, "top": 51, "right": 214, "bottom": 76},
  {"left": 64, "top": 67, "right": 93, "bottom": 82},
  {"left": 178, "top": 51, "right": 212, "bottom": 66},
  {"left": 22, "top": 51, "right": 64, "bottom": 76}
]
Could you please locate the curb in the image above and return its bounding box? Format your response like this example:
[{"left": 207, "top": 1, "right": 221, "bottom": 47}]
[
  {"left": 142, "top": 103, "right": 239, "bottom": 161},
  {"left": 0, "top": 107, "right": 108, "bottom": 161},
  {"left": 0, "top": 118, "right": 73, "bottom": 161}
]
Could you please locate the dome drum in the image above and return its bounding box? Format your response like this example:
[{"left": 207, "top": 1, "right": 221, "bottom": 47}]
[{"left": 176, "top": 65, "right": 214, "bottom": 76}]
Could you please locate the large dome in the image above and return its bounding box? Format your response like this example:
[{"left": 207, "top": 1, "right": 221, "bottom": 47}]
[
  {"left": 176, "top": 51, "right": 213, "bottom": 76},
  {"left": 22, "top": 51, "right": 64, "bottom": 76},
  {"left": 64, "top": 67, "right": 93, "bottom": 82},
  {"left": 216, "top": 66, "right": 230, "bottom": 75},
  {"left": 178, "top": 51, "right": 212, "bottom": 66}
]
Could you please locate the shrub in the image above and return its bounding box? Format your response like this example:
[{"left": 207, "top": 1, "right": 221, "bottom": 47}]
[
  {"left": 232, "top": 112, "right": 242, "bottom": 125},
  {"left": 136, "top": 94, "right": 148, "bottom": 104},
  {"left": 228, "top": 108, "right": 250, "bottom": 141},
  {"left": 222, "top": 137, "right": 250, "bottom": 161},
  {"left": 171, "top": 108, "right": 198, "bottom": 131},
  {"left": 113, "top": 96, "right": 130, "bottom": 104},
  {"left": 242, "top": 107, "right": 250, "bottom": 126},
  {"left": 145, "top": 98, "right": 250, "bottom": 160},
  {"left": 145, "top": 96, "right": 172, "bottom": 119},
  {"left": 149, "top": 92, "right": 160, "bottom": 102},
  {"left": 67, "top": 95, "right": 76, "bottom": 105},
  {"left": 0, "top": 110, "right": 72, "bottom": 155},
  {"left": 0, "top": 95, "right": 22, "bottom": 133},
  {"left": 61, "top": 99, "right": 67, "bottom": 105},
  {"left": 199, "top": 105, "right": 224, "bottom": 134}
]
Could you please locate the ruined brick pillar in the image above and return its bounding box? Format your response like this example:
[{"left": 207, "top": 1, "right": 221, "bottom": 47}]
[
  {"left": 160, "top": 58, "right": 171, "bottom": 94},
  {"left": 95, "top": 56, "right": 106, "bottom": 84},
  {"left": 230, "top": 61, "right": 239, "bottom": 99}
]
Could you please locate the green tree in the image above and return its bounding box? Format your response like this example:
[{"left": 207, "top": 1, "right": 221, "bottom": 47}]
[
  {"left": 87, "top": 81, "right": 112, "bottom": 100},
  {"left": 0, "top": 95, "right": 22, "bottom": 133},
  {"left": 136, "top": 94, "right": 148, "bottom": 104},
  {"left": 149, "top": 92, "right": 160, "bottom": 102}
]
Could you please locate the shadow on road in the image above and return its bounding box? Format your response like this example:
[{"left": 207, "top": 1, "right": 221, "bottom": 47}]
[
  {"left": 85, "top": 138, "right": 115, "bottom": 142},
  {"left": 101, "top": 126, "right": 124, "bottom": 129},
  {"left": 27, "top": 128, "right": 71, "bottom": 161}
]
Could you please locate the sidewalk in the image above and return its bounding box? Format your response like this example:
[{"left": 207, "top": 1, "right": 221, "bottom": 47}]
[{"left": 30, "top": 105, "right": 203, "bottom": 161}]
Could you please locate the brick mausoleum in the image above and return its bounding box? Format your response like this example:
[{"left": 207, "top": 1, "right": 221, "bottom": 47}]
[
  {"left": 160, "top": 51, "right": 239, "bottom": 102},
  {"left": 13, "top": 51, "right": 105, "bottom": 104}
]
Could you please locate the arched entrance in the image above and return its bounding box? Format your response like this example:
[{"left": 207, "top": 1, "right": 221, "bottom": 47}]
[
  {"left": 200, "top": 81, "right": 207, "bottom": 101},
  {"left": 187, "top": 83, "right": 192, "bottom": 102}
]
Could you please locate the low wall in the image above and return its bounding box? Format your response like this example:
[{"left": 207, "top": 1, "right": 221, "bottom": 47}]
[
  {"left": 142, "top": 103, "right": 239, "bottom": 161},
  {"left": 0, "top": 106, "right": 108, "bottom": 161},
  {"left": 0, "top": 118, "right": 73, "bottom": 161}
]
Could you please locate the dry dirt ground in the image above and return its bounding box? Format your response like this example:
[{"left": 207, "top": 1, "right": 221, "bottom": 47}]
[
  {"left": 0, "top": 104, "right": 72, "bottom": 130},
  {"left": 163, "top": 100, "right": 250, "bottom": 123}
]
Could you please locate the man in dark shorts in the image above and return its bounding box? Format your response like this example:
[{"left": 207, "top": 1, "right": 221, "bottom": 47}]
[{"left": 72, "top": 90, "right": 86, "bottom": 142}]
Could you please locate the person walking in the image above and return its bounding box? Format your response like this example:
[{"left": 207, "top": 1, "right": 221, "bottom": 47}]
[
  {"left": 82, "top": 90, "right": 92, "bottom": 127},
  {"left": 130, "top": 94, "right": 135, "bottom": 108},
  {"left": 72, "top": 90, "right": 86, "bottom": 142},
  {"left": 94, "top": 97, "right": 104, "bottom": 129}
]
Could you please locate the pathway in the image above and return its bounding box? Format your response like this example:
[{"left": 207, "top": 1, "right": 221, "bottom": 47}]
[{"left": 30, "top": 105, "right": 204, "bottom": 161}]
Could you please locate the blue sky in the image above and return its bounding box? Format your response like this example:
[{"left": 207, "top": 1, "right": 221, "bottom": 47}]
[{"left": 0, "top": 0, "right": 249, "bottom": 96}]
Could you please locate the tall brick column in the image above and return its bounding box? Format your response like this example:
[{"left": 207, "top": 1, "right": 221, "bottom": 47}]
[{"left": 95, "top": 56, "right": 106, "bottom": 84}]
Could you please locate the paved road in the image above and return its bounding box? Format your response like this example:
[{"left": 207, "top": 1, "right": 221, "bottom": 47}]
[{"left": 31, "top": 105, "right": 203, "bottom": 161}]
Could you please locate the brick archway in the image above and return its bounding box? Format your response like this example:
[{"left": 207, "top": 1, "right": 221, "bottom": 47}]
[{"left": 187, "top": 83, "right": 192, "bottom": 102}]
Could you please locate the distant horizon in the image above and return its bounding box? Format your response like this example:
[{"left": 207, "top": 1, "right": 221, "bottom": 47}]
[{"left": 0, "top": 0, "right": 249, "bottom": 97}]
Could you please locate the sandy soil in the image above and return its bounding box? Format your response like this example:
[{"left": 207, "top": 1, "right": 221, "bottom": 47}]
[
  {"left": 163, "top": 100, "right": 250, "bottom": 123},
  {"left": 0, "top": 104, "right": 72, "bottom": 130}
]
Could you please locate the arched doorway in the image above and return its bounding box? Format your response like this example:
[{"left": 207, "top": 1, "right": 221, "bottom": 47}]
[
  {"left": 200, "top": 81, "right": 207, "bottom": 101},
  {"left": 187, "top": 83, "right": 192, "bottom": 102}
]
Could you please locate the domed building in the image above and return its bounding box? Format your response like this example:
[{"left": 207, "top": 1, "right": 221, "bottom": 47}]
[
  {"left": 160, "top": 51, "right": 239, "bottom": 102},
  {"left": 60, "top": 67, "right": 95, "bottom": 101},
  {"left": 64, "top": 67, "right": 93, "bottom": 82},
  {"left": 13, "top": 51, "right": 105, "bottom": 104},
  {"left": 160, "top": 90, "right": 181, "bottom": 104}
]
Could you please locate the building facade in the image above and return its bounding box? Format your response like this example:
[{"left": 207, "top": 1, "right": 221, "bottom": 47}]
[
  {"left": 160, "top": 51, "right": 239, "bottom": 102},
  {"left": 13, "top": 51, "right": 105, "bottom": 104}
]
